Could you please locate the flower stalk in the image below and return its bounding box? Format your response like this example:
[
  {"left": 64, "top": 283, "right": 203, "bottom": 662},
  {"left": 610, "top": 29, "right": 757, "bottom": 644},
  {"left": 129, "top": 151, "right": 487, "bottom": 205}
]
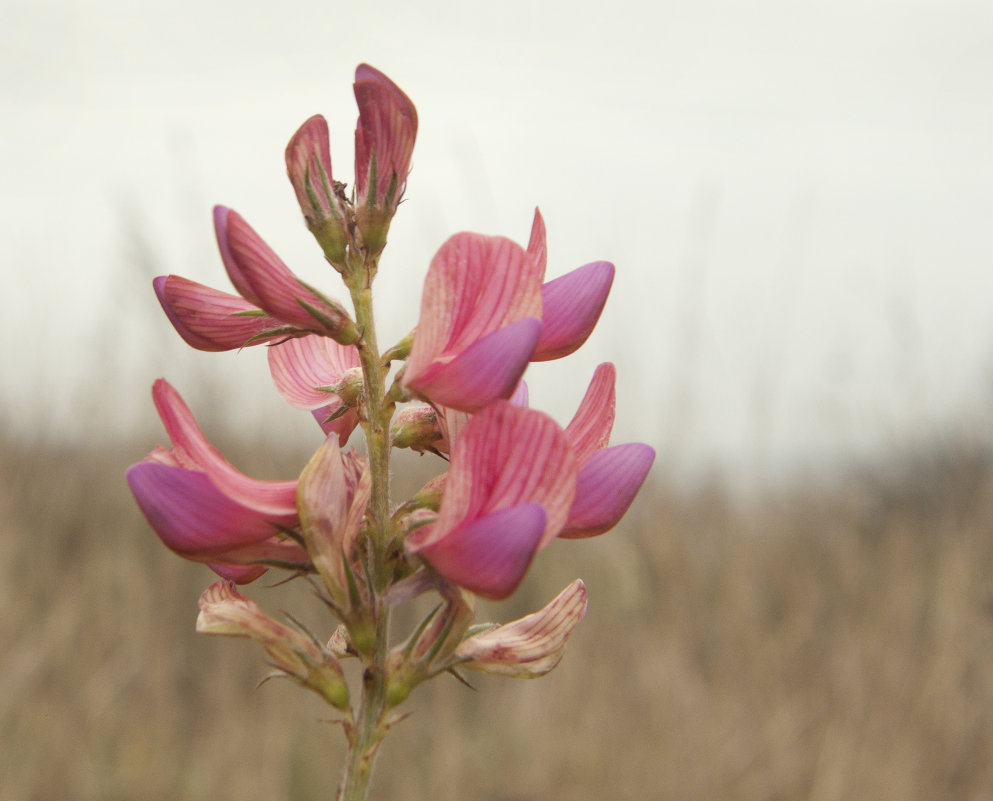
[{"left": 128, "top": 63, "right": 655, "bottom": 801}]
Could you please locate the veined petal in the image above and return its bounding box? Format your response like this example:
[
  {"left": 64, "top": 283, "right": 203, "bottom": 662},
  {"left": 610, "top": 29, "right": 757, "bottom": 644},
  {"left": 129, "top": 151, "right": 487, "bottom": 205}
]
[
  {"left": 353, "top": 64, "right": 418, "bottom": 209},
  {"left": 526, "top": 208, "right": 547, "bottom": 278},
  {"left": 440, "top": 402, "right": 578, "bottom": 549},
  {"left": 559, "top": 443, "right": 656, "bottom": 539},
  {"left": 207, "top": 563, "right": 269, "bottom": 584},
  {"left": 151, "top": 380, "right": 298, "bottom": 521},
  {"left": 153, "top": 275, "right": 286, "bottom": 352},
  {"left": 564, "top": 363, "right": 616, "bottom": 466},
  {"left": 127, "top": 462, "right": 289, "bottom": 559},
  {"left": 454, "top": 579, "right": 587, "bottom": 677},
  {"left": 404, "top": 230, "right": 544, "bottom": 404},
  {"left": 267, "top": 335, "right": 360, "bottom": 409},
  {"left": 410, "top": 504, "right": 546, "bottom": 601},
  {"left": 215, "top": 206, "right": 359, "bottom": 343},
  {"left": 406, "top": 318, "right": 540, "bottom": 412},
  {"left": 532, "top": 261, "right": 614, "bottom": 361},
  {"left": 285, "top": 115, "right": 345, "bottom": 226}
]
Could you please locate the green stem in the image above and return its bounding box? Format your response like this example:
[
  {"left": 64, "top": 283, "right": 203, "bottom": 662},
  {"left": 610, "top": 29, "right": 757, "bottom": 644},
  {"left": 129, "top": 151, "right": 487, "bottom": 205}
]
[{"left": 338, "top": 256, "right": 395, "bottom": 801}]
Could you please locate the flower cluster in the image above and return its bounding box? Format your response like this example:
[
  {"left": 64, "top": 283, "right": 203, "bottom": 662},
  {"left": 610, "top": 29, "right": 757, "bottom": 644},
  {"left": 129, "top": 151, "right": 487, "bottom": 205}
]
[{"left": 127, "top": 64, "right": 654, "bottom": 798}]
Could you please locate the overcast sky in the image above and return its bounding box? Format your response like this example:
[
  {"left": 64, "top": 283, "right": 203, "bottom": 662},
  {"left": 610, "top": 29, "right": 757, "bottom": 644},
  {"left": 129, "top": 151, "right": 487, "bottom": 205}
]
[{"left": 3, "top": 0, "right": 993, "bottom": 483}]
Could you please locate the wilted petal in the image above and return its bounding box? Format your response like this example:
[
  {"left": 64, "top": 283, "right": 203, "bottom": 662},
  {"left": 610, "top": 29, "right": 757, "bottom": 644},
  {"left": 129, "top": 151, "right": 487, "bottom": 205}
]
[
  {"left": 559, "top": 443, "right": 656, "bottom": 539},
  {"left": 196, "top": 580, "right": 348, "bottom": 708},
  {"left": 153, "top": 275, "right": 287, "bottom": 351},
  {"left": 151, "top": 379, "right": 298, "bottom": 521},
  {"left": 533, "top": 261, "right": 614, "bottom": 361},
  {"left": 409, "top": 504, "right": 546, "bottom": 600},
  {"left": 353, "top": 63, "right": 418, "bottom": 210},
  {"left": 214, "top": 206, "right": 359, "bottom": 343},
  {"left": 564, "top": 363, "right": 616, "bottom": 465},
  {"left": 455, "top": 579, "right": 588, "bottom": 677}
]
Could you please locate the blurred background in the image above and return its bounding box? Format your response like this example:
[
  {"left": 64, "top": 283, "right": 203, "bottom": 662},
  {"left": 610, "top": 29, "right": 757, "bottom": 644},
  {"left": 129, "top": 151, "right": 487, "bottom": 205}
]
[{"left": 4, "top": 0, "right": 993, "bottom": 799}]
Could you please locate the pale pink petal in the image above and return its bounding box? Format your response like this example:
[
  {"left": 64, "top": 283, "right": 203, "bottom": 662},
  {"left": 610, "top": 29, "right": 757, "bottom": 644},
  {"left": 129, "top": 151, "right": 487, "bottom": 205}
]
[
  {"left": 532, "top": 261, "right": 614, "bottom": 361},
  {"left": 564, "top": 363, "right": 616, "bottom": 466},
  {"left": 215, "top": 206, "right": 358, "bottom": 342},
  {"left": 509, "top": 380, "right": 529, "bottom": 407},
  {"left": 266, "top": 335, "right": 360, "bottom": 410},
  {"left": 411, "top": 504, "right": 546, "bottom": 601},
  {"left": 153, "top": 275, "right": 286, "bottom": 351},
  {"left": 151, "top": 380, "right": 298, "bottom": 521},
  {"left": 454, "top": 579, "right": 587, "bottom": 676},
  {"left": 406, "top": 318, "right": 541, "bottom": 411},
  {"left": 526, "top": 208, "right": 547, "bottom": 277},
  {"left": 311, "top": 404, "right": 361, "bottom": 445},
  {"left": 559, "top": 443, "right": 656, "bottom": 539}
]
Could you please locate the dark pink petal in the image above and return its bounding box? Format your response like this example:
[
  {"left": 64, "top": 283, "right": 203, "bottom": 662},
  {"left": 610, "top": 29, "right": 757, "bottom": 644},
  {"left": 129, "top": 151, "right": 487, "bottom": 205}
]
[
  {"left": 151, "top": 379, "right": 298, "bottom": 521},
  {"left": 406, "top": 318, "right": 540, "bottom": 411},
  {"left": 285, "top": 115, "right": 346, "bottom": 226},
  {"left": 532, "top": 261, "right": 615, "bottom": 361},
  {"left": 208, "top": 563, "right": 268, "bottom": 584},
  {"left": 413, "top": 504, "right": 546, "bottom": 600},
  {"left": 353, "top": 64, "right": 418, "bottom": 209},
  {"left": 558, "top": 443, "right": 655, "bottom": 539},
  {"left": 153, "top": 275, "right": 285, "bottom": 352},
  {"left": 442, "top": 402, "right": 578, "bottom": 548},
  {"left": 215, "top": 206, "right": 358, "bottom": 342},
  {"left": 127, "top": 462, "right": 288, "bottom": 559},
  {"left": 564, "top": 363, "right": 616, "bottom": 466}
]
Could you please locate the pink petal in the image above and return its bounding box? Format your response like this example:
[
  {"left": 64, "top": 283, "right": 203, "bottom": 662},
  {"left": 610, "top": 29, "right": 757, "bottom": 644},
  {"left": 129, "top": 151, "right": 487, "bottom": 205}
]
[
  {"left": 559, "top": 443, "right": 655, "bottom": 539},
  {"left": 533, "top": 261, "right": 615, "bottom": 361},
  {"left": 208, "top": 563, "right": 269, "bottom": 584},
  {"left": 353, "top": 64, "right": 418, "bottom": 208},
  {"left": 153, "top": 275, "right": 285, "bottom": 352},
  {"left": 215, "top": 206, "right": 358, "bottom": 341},
  {"left": 127, "top": 462, "right": 290, "bottom": 559},
  {"left": 412, "top": 504, "right": 546, "bottom": 601},
  {"left": 406, "top": 318, "right": 541, "bottom": 411},
  {"left": 441, "top": 402, "right": 578, "bottom": 549},
  {"left": 151, "top": 379, "right": 298, "bottom": 521},
  {"left": 564, "top": 363, "right": 616, "bottom": 466},
  {"left": 526, "top": 208, "right": 547, "bottom": 278},
  {"left": 266, "top": 335, "right": 360, "bottom": 409},
  {"left": 285, "top": 115, "right": 345, "bottom": 226}
]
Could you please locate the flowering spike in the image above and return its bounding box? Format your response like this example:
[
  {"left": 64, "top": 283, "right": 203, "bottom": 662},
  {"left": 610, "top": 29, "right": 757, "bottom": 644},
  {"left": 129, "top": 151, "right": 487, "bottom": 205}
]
[
  {"left": 454, "top": 579, "right": 588, "bottom": 677},
  {"left": 533, "top": 261, "right": 615, "bottom": 361}
]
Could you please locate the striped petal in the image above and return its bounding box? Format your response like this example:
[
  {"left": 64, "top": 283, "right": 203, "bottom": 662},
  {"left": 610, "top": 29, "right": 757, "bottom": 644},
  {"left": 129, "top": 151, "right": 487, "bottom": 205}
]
[
  {"left": 564, "top": 363, "right": 616, "bottom": 466},
  {"left": 153, "top": 275, "right": 286, "bottom": 351}
]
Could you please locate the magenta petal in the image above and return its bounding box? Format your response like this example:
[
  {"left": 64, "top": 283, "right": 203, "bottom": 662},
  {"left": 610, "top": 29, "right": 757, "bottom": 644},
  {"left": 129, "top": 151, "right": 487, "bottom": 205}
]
[
  {"left": 410, "top": 318, "right": 541, "bottom": 411},
  {"left": 127, "top": 462, "right": 285, "bottom": 559},
  {"left": 416, "top": 504, "right": 546, "bottom": 600},
  {"left": 533, "top": 261, "right": 615, "bottom": 361},
  {"left": 208, "top": 563, "right": 269, "bottom": 584},
  {"left": 559, "top": 444, "right": 655, "bottom": 539},
  {"left": 153, "top": 275, "right": 282, "bottom": 352}
]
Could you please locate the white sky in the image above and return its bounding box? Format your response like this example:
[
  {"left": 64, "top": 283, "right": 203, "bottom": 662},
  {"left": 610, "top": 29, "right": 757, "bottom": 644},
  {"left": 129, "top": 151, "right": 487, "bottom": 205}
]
[{"left": 3, "top": 0, "right": 993, "bottom": 483}]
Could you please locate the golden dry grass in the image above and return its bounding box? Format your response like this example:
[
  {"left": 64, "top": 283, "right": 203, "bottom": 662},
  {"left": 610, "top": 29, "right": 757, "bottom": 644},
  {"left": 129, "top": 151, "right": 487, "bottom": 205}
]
[{"left": 3, "top": 430, "right": 993, "bottom": 800}]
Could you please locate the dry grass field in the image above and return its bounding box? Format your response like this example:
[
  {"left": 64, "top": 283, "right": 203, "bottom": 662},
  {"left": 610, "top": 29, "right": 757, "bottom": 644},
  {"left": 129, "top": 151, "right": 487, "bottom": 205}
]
[{"left": 3, "top": 427, "right": 993, "bottom": 800}]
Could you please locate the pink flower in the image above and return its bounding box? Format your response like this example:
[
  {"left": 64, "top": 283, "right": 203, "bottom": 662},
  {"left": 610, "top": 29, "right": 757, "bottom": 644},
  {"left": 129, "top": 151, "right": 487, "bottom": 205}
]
[
  {"left": 266, "top": 335, "right": 362, "bottom": 444},
  {"left": 154, "top": 207, "right": 359, "bottom": 352},
  {"left": 402, "top": 211, "right": 615, "bottom": 412},
  {"left": 126, "top": 380, "right": 308, "bottom": 583},
  {"left": 559, "top": 363, "right": 656, "bottom": 538},
  {"left": 403, "top": 227, "right": 544, "bottom": 412},
  {"left": 353, "top": 63, "right": 418, "bottom": 214},
  {"left": 405, "top": 402, "right": 578, "bottom": 600}
]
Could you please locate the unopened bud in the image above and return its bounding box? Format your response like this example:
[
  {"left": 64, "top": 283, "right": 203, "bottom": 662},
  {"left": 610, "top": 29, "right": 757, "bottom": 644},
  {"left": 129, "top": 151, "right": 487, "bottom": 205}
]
[{"left": 391, "top": 405, "right": 442, "bottom": 452}]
